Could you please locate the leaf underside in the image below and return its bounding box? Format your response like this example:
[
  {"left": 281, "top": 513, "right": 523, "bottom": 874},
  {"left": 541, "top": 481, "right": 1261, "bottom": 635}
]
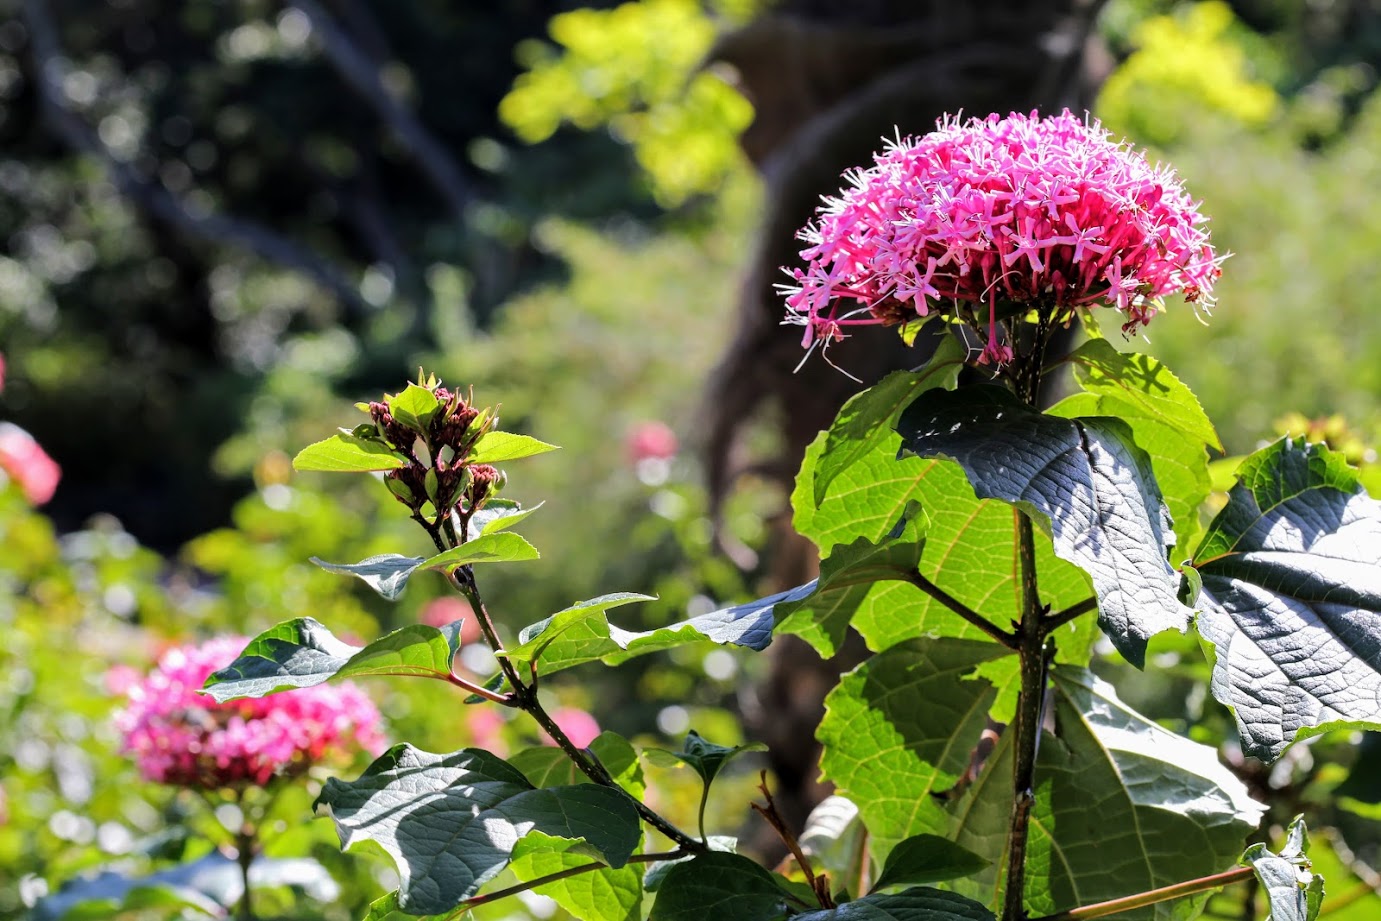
[{"left": 1192, "top": 437, "right": 1381, "bottom": 760}]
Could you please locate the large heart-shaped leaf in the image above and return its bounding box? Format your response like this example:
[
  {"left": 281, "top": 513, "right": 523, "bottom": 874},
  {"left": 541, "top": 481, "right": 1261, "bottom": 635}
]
[
  {"left": 648, "top": 852, "right": 802, "bottom": 921},
  {"left": 807, "top": 337, "right": 965, "bottom": 507},
  {"left": 201, "top": 618, "right": 465, "bottom": 702},
  {"left": 316, "top": 745, "right": 641, "bottom": 914},
  {"left": 817, "top": 637, "right": 1014, "bottom": 858},
  {"left": 793, "top": 411, "right": 1094, "bottom": 664},
  {"left": 1191, "top": 438, "right": 1381, "bottom": 760},
  {"left": 897, "top": 385, "right": 1189, "bottom": 667},
  {"left": 946, "top": 669, "right": 1265, "bottom": 917}
]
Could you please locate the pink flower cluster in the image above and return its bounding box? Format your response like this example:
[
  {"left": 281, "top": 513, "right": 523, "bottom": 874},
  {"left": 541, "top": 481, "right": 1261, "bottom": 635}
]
[
  {"left": 0, "top": 422, "right": 61, "bottom": 505},
  {"left": 114, "top": 637, "right": 386, "bottom": 789},
  {"left": 782, "top": 110, "right": 1221, "bottom": 364}
]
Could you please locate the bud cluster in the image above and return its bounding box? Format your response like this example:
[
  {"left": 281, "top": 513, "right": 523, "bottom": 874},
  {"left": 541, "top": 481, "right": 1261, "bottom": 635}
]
[{"left": 362, "top": 378, "right": 503, "bottom": 528}]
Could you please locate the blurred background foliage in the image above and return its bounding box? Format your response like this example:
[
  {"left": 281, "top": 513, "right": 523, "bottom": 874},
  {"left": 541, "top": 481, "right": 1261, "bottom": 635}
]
[{"left": 4, "top": 0, "right": 1381, "bottom": 918}]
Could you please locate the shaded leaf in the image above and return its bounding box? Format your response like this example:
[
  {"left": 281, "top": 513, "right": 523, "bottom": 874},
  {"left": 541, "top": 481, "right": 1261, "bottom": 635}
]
[
  {"left": 644, "top": 730, "right": 765, "bottom": 788},
  {"left": 898, "top": 385, "right": 1189, "bottom": 667},
  {"left": 817, "top": 637, "right": 1013, "bottom": 858},
  {"left": 310, "top": 553, "right": 425, "bottom": 600},
  {"left": 799, "top": 796, "right": 865, "bottom": 883},
  {"left": 947, "top": 669, "right": 1266, "bottom": 918},
  {"left": 201, "top": 618, "right": 465, "bottom": 702},
  {"left": 470, "top": 431, "right": 559, "bottom": 463},
  {"left": 1191, "top": 438, "right": 1381, "bottom": 760},
  {"left": 871, "top": 835, "right": 989, "bottom": 892},
  {"left": 1240, "top": 816, "right": 1323, "bottom": 921},
  {"left": 792, "top": 888, "right": 996, "bottom": 921},
  {"left": 643, "top": 837, "right": 737, "bottom": 893},
  {"left": 649, "top": 852, "right": 801, "bottom": 921},
  {"left": 315, "top": 744, "right": 641, "bottom": 914},
  {"left": 509, "top": 831, "right": 642, "bottom": 921},
  {"left": 293, "top": 434, "right": 406, "bottom": 472}
]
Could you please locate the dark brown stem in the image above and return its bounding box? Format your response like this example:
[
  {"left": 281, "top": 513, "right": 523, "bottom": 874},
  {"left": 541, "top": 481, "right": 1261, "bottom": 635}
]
[
  {"left": 446, "top": 566, "right": 705, "bottom": 854},
  {"left": 1028, "top": 866, "right": 1254, "bottom": 921},
  {"left": 752, "top": 771, "right": 833, "bottom": 909},
  {"left": 1002, "top": 509, "right": 1051, "bottom": 921},
  {"left": 905, "top": 571, "right": 1017, "bottom": 648},
  {"left": 1043, "top": 597, "right": 1097, "bottom": 633}
]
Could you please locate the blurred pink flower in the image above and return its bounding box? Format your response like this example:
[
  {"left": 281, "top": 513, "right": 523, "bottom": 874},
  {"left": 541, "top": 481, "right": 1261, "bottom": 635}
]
[
  {"left": 419, "top": 596, "right": 481, "bottom": 644},
  {"left": 114, "top": 636, "right": 386, "bottom": 789},
  {"left": 0, "top": 422, "right": 61, "bottom": 505},
  {"left": 782, "top": 110, "right": 1220, "bottom": 364},
  {"left": 467, "top": 707, "right": 507, "bottom": 757},
  {"left": 540, "top": 707, "right": 601, "bottom": 749},
  {"left": 626, "top": 421, "right": 678, "bottom": 465}
]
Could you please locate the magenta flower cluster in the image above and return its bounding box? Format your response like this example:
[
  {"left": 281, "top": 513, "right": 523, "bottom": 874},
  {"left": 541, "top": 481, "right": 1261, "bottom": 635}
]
[
  {"left": 114, "top": 637, "right": 386, "bottom": 789},
  {"left": 782, "top": 110, "right": 1221, "bottom": 364}
]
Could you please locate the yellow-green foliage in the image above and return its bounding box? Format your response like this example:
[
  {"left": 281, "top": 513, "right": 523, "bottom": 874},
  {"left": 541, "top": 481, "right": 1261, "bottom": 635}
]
[
  {"left": 1098, "top": 1, "right": 1278, "bottom": 145},
  {"left": 499, "top": 0, "right": 754, "bottom": 206}
]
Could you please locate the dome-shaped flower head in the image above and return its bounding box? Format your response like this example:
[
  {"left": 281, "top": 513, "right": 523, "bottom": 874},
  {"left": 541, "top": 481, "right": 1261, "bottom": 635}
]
[
  {"left": 782, "top": 110, "right": 1221, "bottom": 365},
  {"left": 114, "top": 637, "right": 386, "bottom": 789}
]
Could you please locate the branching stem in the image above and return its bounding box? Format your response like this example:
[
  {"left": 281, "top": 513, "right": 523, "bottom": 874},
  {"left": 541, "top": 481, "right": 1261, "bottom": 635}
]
[
  {"left": 1044, "top": 597, "right": 1097, "bottom": 633},
  {"left": 905, "top": 571, "right": 1017, "bottom": 648}
]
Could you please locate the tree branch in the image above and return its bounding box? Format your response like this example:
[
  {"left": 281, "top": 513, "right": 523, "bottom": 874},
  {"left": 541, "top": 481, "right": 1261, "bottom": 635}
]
[
  {"left": 1043, "top": 596, "right": 1097, "bottom": 633},
  {"left": 288, "top": 0, "right": 474, "bottom": 225},
  {"left": 21, "top": 0, "right": 373, "bottom": 321}
]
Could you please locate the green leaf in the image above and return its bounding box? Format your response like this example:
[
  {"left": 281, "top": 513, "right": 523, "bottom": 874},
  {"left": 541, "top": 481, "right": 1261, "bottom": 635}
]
[
  {"left": 388, "top": 383, "right": 441, "bottom": 434},
  {"left": 948, "top": 668, "right": 1266, "bottom": 917},
  {"left": 649, "top": 852, "right": 802, "bottom": 921},
  {"left": 643, "top": 838, "right": 737, "bottom": 892},
  {"left": 359, "top": 891, "right": 450, "bottom": 921},
  {"left": 1058, "top": 340, "right": 1221, "bottom": 449},
  {"left": 418, "top": 531, "right": 540, "bottom": 571},
  {"left": 791, "top": 889, "right": 995, "bottom": 921},
  {"left": 1240, "top": 817, "right": 1324, "bottom": 921},
  {"left": 848, "top": 459, "right": 1095, "bottom": 668},
  {"left": 467, "top": 499, "right": 543, "bottom": 538},
  {"left": 469, "top": 431, "right": 559, "bottom": 463},
  {"left": 509, "top": 831, "right": 642, "bottom": 921},
  {"left": 775, "top": 507, "right": 927, "bottom": 657},
  {"left": 1191, "top": 437, "right": 1381, "bottom": 760},
  {"left": 315, "top": 744, "right": 642, "bottom": 914},
  {"left": 810, "top": 337, "right": 965, "bottom": 506},
  {"left": 309, "top": 553, "right": 425, "bottom": 600},
  {"left": 292, "top": 434, "right": 406, "bottom": 472},
  {"left": 509, "top": 731, "right": 646, "bottom": 798},
  {"left": 817, "top": 637, "right": 1014, "bottom": 858},
  {"left": 644, "top": 730, "right": 765, "bottom": 789},
  {"left": 200, "top": 618, "right": 464, "bottom": 702},
  {"left": 898, "top": 385, "right": 1190, "bottom": 668},
  {"left": 871, "top": 835, "right": 990, "bottom": 892},
  {"left": 496, "top": 585, "right": 814, "bottom": 679}
]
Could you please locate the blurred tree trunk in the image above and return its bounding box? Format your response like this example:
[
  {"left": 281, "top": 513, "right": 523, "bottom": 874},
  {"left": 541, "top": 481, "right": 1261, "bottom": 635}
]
[{"left": 705, "top": 0, "right": 1111, "bottom": 853}]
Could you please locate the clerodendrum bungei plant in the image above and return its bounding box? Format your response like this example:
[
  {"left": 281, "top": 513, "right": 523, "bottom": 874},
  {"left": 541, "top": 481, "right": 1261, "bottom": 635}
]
[{"left": 202, "top": 111, "right": 1381, "bottom": 921}]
